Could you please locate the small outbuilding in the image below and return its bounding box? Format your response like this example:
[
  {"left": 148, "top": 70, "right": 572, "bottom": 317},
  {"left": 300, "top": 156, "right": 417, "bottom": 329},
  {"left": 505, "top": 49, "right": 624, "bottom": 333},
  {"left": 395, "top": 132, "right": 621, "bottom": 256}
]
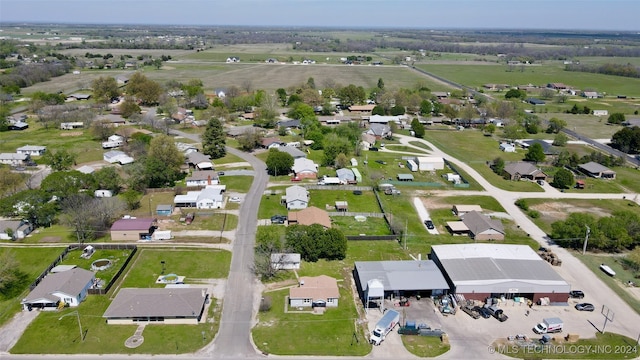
[
  {"left": 156, "top": 204, "right": 173, "bottom": 216},
  {"left": 110, "top": 218, "right": 157, "bottom": 241}
]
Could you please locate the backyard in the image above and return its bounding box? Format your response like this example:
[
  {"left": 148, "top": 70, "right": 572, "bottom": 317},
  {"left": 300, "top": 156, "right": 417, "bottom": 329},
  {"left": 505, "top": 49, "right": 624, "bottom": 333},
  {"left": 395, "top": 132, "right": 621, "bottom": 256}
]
[{"left": 10, "top": 248, "right": 230, "bottom": 354}]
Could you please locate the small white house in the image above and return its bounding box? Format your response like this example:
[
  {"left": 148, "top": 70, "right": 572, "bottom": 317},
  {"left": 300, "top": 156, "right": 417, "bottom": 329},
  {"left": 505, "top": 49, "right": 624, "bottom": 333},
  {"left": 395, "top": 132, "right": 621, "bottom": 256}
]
[
  {"left": 16, "top": 145, "right": 46, "bottom": 156},
  {"left": 350, "top": 158, "right": 358, "bottom": 167},
  {"left": 593, "top": 110, "right": 608, "bottom": 116},
  {"left": 499, "top": 143, "right": 516, "bottom": 153},
  {"left": 61, "top": 122, "right": 85, "bottom": 130},
  {"left": 285, "top": 185, "right": 309, "bottom": 210},
  {"left": 102, "top": 135, "right": 124, "bottom": 149},
  {"left": 104, "top": 150, "right": 134, "bottom": 165}
]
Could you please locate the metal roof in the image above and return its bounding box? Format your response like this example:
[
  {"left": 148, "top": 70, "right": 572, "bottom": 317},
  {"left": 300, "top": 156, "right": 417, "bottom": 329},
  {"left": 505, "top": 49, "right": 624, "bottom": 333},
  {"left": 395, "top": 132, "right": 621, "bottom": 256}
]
[
  {"left": 111, "top": 218, "right": 155, "bottom": 231},
  {"left": 354, "top": 260, "right": 449, "bottom": 292},
  {"left": 579, "top": 161, "right": 614, "bottom": 174}
]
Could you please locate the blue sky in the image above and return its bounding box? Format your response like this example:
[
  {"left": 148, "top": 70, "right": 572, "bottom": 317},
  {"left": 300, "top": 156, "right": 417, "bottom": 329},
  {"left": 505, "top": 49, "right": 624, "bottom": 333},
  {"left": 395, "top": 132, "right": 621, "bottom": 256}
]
[{"left": 1, "top": 0, "right": 639, "bottom": 31}]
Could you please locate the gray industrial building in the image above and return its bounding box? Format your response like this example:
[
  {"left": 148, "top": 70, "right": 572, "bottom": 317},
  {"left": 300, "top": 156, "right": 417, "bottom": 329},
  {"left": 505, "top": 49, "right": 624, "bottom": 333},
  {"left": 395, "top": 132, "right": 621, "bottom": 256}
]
[
  {"left": 353, "top": 260, "right": 449, "bottom": 305},
  {"left": 430, "top": 244, "right": 570, "bottom": 303}
]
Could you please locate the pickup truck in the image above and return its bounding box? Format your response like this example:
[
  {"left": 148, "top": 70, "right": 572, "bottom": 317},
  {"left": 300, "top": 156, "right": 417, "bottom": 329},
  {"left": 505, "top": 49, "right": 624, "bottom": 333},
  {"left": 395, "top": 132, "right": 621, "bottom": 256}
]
[
  {"left": 485, "top": 305, "right": 508, "bottom": 322},
  {"left": 461, "top": 304, "right": 481, "bottom": 319}
]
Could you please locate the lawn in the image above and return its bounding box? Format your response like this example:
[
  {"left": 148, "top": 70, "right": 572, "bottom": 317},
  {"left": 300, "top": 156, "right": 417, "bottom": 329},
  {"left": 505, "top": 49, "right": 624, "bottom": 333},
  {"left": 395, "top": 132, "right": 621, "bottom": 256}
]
[
  {"left": 308, "top": 189, "right": 381, "bottom": 213},
  {"left": 252, "top": 287, "right": 371, "bottom": 356},
  {"left": 15, "top": 224, "right": 79, "bottom": 244},
  {"left": 258, "top": 190, "right": 289, "bottom": 219},
  {"left": 119, "top": 248, "right": 231, "bottom": 287},
  {"left": 0, "top": 247, "right": 66, "bottom": 326},
  {"left": 402, "top": 335, "right": 450, "bottom": 358},
  {"left": 222, "top": 175, "right": 254, "bottom": 193},
  {"left": 10, "top": 292, "right": 221, "bottom": 354},
  {"left": 491, "top": 332, "right": 639, "bottom": 359},
  {"left": 331, "top": 216, "right": 391, "bottom": 236},
  {"left": 58, "top": 247, "right": 133, "bottom": 287}
]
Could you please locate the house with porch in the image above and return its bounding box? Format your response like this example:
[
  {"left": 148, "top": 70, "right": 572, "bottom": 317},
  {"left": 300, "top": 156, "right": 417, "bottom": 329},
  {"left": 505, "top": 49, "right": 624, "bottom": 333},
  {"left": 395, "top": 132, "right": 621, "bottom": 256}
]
[
  {"left": 502, "top": 162, "right": 547, "bottom": 181},
  {"left": 186, "top": 170, "right": 219, "bottom": 187},
  {"left": 21, "top": 267, "right": 95, "bottom": 311},
  {"left": 16, "top": 145, "right": 46, "bottom": 156}
]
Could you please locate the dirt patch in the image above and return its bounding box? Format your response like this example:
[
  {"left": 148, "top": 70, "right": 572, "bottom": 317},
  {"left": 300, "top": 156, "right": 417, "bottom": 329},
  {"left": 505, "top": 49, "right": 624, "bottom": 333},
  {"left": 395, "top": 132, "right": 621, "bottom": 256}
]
[
  {"left": 60, "top": 131, "right": 83, "bottom": 137},
  {"left": 530, "top": 201, "right": 611, "bottom": 223},
  {"left": 39, "top": 236, "right": 62, "bottom": 243}
]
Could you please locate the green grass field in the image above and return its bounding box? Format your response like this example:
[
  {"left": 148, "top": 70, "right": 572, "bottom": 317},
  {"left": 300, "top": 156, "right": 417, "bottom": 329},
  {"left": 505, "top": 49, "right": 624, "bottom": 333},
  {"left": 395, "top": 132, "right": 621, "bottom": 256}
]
[
  {"left": 402, "top": 335, "right": 450, "bottom": 358},
  {"left": 417, "top": 63, "right": 640, "bottom": 96},
  {"left": 331, "top": 216, "right": 391, "bottom": 236},
  {"left": 308, "top": 190, "right": 381, "bottom": 212},
  {"left": 59, "top": 248, "right": 133, "bottom": 286}
]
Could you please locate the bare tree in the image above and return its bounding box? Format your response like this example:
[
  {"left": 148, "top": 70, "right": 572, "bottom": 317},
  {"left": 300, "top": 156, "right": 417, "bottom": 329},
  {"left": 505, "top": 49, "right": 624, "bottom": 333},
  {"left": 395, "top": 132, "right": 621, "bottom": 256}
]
[{"left": 242, "top": 79, "right": 253, "bottom": 94}]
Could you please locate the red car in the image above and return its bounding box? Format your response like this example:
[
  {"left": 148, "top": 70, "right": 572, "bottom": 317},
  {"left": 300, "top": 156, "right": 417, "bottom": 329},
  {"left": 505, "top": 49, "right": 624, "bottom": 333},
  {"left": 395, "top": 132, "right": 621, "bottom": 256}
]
[{"left": 291, "top": 176, "right": 301, "bottom": 182}]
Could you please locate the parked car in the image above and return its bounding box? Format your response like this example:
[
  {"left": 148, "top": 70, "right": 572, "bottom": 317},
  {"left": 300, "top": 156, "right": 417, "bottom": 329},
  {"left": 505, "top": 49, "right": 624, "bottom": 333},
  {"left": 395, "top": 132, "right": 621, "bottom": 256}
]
[
  {"left": 353, "top": 190, "right": 363, "bottom": 195},
  {"left": 424, "top": 220, "right": 435, "bottom": 230},
  {"left": 218, "top": 171, "right": 225, "bottom": 176},
  {"left": 569, "top": 290, "right": 585, "bottom": 299},
  {"left": 537, "top": 180, "right": 545, "bottom": 186},
  {"left": 270, "top": 215, "right": 287, "bottom": 224},
  {"left": 476, "top": 306, "right": 491, "bottom": 319},
  {"left": 291, "top": 176, "right": 301, "bottom": 182},
  {"left": 229, "top": 196, "right": 241, "bottom": 203},
  {"left": 575, "top": 303, "right": 595, "bottom": 312},
  {"left": 369, "top": 147, "right": 379, "bottom": 151},
  {"left": 375, "top": 160, "right": 387, "bottom": 165}
]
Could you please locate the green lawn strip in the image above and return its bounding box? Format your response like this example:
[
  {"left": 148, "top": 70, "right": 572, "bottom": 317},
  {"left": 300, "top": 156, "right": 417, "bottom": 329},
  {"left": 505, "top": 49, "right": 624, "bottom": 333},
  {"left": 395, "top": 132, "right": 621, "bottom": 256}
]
[
  {"left": 119, "top": 248, "right": 231, "bottom": 288},
  {"left": 0, "top": 247, "right": 66, "bottom": 326},
  {"left": 214, "top": 151, "right": 247, "bottom": 166},
  {"left": 574, "top": 252, "right": 640, "bottom": 316},
  {"left": 10, "top": 295, "right": 220, "bottom": 354},
  {"left": 253, "top": 286, "right": 370, "bottom": 356},
  {"left": 437, "top": 194, "right": 506, "bottom": 212},
  {"left": 258, "top": 192, "right": 288, "bottom": 219},
  {"left": 385, "top": 144, "right": 428, "bottom": 154},
  {"left": 402, "top": 335, "right": 450, "bottom": 358},
  {"left": 408, "top": 141, "right": 433, "bottom": 151},
  {"left": 223, "top": 175, "right": 253, "bottom": 193},
  {"left": 308, "top": 190, "right": 380, "bottom": 213},
  {"left": 331, "top": 216, "right": 391, "bottom": 236},
  {"left": 615, "top": 167, "right": 640, "bottom": 193},
  {"left": 417, "top": 64, "right": 640, "bottom": 97},
  {"left": 492, "top": 332, "right": 639, "bottom": 359},
  {"left": 18, "top": 224, "right": 77, "bottom": 243}
]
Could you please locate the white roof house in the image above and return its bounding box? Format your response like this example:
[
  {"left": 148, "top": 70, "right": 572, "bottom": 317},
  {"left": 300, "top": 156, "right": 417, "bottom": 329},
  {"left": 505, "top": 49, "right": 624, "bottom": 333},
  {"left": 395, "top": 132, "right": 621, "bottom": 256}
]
[
  {"left": 16, "top": 145, "right": 46, "bottom": 156},
  {"left": 336, "top": 168, "right": 355, "bottom": 182},
  {"left": 499, "top": 143, "right": 516, "bottom": 152},
  {"left": 292, "top": 158, "right": 318, "bottom": 177},
  {"left": 173, "top": 185, "right": 226, "bottom": 209},
  {"left": 103, "top": 150, "right": 134, "bottom": 165},
  {"left": 285, "top": 185, "right": 309, "bottom": 210},
  {"left": 416, "top": 156, "right": 445, "bottom": 171},
  {"left": 0, "top": 153, "right": 30, "bottom": 166},
  {"left": 21, "top": 268, "right": 95, "bottom": 310},
  {"left": 368, "top": 115, "right": 404, "bottom": 124}
]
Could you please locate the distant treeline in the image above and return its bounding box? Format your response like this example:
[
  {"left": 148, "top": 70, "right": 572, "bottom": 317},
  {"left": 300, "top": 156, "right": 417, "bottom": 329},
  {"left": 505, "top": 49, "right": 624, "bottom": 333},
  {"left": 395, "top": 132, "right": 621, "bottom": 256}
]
[
  {"left": 0, "top": 62, "right": 71, "bottom": 92},
  {"left": 565, "top": 63, "right": 640, "bottom": 78}
]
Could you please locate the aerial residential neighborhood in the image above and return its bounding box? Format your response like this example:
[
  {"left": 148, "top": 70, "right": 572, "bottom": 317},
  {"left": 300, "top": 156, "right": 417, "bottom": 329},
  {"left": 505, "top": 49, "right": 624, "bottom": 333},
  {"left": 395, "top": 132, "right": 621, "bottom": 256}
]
[{"left": 1, "top": 14, "right": 640, "bottom": 360}]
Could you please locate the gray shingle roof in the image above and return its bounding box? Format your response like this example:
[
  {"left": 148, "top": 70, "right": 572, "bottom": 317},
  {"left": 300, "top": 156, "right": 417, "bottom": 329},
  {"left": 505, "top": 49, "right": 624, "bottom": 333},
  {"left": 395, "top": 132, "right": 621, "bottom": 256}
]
[
  {"left": 579, "top": 161, "right": 614, "bottom": 174},
  {"left": 23, "top": 268, "right": 94, "bottom": 303},
  {"left": 503, "top": 162, "right": 542, "bottom": 177},
  {"left": 277, "top": 146, "right": 306, "bottom": 158},
  {"left": 286, "top": 185, "right": 308, "bottom": 203},
  {"left": 462, "top": 211, "right": 504, "bottom": 236},
  {"left": 103, "top": 288, "right": 207, "bottom": 319}
]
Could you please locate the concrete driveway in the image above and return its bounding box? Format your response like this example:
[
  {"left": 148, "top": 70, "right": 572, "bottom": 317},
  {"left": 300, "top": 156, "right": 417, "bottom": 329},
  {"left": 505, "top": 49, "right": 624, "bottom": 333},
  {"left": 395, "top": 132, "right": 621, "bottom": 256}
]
[{"left": 412, "top": 197, "right": 439, "bottom": 235}]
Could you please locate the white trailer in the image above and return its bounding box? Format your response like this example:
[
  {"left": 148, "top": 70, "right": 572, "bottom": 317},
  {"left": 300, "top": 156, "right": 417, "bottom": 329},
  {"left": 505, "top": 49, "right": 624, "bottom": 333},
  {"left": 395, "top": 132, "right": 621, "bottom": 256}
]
[
  {"left": 533, "top": 317, "right": 563, "bottom": 334},
  {"left": 318, "top": 176, "right": 342, "bottom": 185},
  {"left": 406, "top": 159, "right": 418, "bottom": 172},
  {"left": 370, "top": 309, "right": 400, "bottom": 345},
  {"left": 153, "top": 230, "right": 172, "bottom": 241}
]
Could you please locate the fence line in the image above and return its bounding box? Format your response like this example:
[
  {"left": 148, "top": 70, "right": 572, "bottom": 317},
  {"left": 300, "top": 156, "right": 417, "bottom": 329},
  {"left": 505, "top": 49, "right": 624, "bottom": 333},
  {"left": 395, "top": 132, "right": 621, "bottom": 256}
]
[
  {"left": 328, "top": 212, "right": 385, "bottom": 218},
  {"left": 347, "top": 235, "right": 398, "bottom": 241},
  {"left": 303, "top": 185, "right": 373, "bottom": 191}
]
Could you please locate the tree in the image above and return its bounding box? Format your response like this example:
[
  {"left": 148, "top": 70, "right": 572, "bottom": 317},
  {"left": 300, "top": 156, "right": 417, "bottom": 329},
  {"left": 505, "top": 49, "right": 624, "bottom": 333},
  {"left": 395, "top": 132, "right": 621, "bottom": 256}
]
[
  {"left": 372, "top": 105, "right": 385, "bottom": 116},
  {"left": 611, "top": 126, "right": 640, "bottom": 154},
  {"left": 607, "top": 112, "right": 626, "bottom": 125},
  {"left": 334, "top": 153, "right": 349, "bottom": 169},
  {"left": 419, "top": 100, "right": 432, "bottom": 116},
  {"left": 60, "top": 194, "right": 124, "bottom": 243},
  {"left": 524, "top": 115, "right": 541, "bottom": 134},
  {"left": 0, "top": 250, "right": 28, "bottom": 298},
  {"left": 546, "top": 117, "right": 567, "bottom": 133},
  {"left": 552, "top": 168, "right": 574, "bottom": 189},
  {"left": 390, "top": 105, "right": 405, "bottom": 116},
  {"left": 551, "top": 212, "right": 598, "bottom": 249},
  {"left": 505, "top": 89, "right": 526, "bottom": 99},
  {"left": 202, "top": 118, "right": 226, "bottom": 159},
  {"left": 126, "top": 72, "right": 162, "bottom": 105},
  {"left": 94, "top": 166, "right": 121, "bottom": 194},
  {"left": 121, "top": 189, "right": 141, "bottom": 210},
  {"left": 284, "top": 224, "right": 346, "bottom": 262},
  {"left": 0, "top": 167, "right": 23, "bottom": 197},
  {"left": 237, "top": 129, "right": 264, "bottom": 151},
  {"left": 265, "top": 148, "right": 294, "bottom": 176},
  {"left": 146, "top": 134, "right": 184, "bottom": 187},
  {"left": 42, "top": 149, "right": 76, "bottom": 171},
  {"left": 336, "top": 84, "right": 366, "bottom": 106},
  {"left": 377, "top": 78, "right": 385, "bottom": 89},
  {"left": 322, "top": 134, "right": 351, "bottom": 166},
  {"left": 91, "top": 76, "right": 119, "bottom": 104},
  {"left": 503, "top": 123, "right": 524, "bottom": 141},
  {"left": 492, "top": 157, "right": 505, "bottom": 176},
  {"left": 411, "top": 118, "right": 425, "bottom": 138},
  {"left": 553, "top": 133, "right": 568, "bottom": 147},
  {"left": 484, "top": 123, "right": 497, "bottom": 136},
  {"left": 276, "top": 88, "right": 287, "bottom": 106},
  {"left": 306, "top": 77, "right": 316, "bottom": 89},
  {"left": 441, "top": 104, "right": 458, "bottom": 122},
  {"left": 524, "top": 143, "right": 545, "bottom": 163},
  {"left": 41, "top": 170, "right": 97, "bottom": 199},
  {"left": 119, "top": 97, "right": 141, "bottom": 118},
  {"left": 90, "top": 119, "right": 114, "bottom": 140}
]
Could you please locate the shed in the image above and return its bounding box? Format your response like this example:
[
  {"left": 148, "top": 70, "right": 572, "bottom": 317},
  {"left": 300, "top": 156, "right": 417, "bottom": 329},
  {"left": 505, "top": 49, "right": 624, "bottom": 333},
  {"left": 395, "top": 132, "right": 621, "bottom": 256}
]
[
  {"left": 335, "top": 201, "right": 348, "bottom": 212},
  {"left": 397, "top": 173, "right": 414, "bottom": 181},
  {"left": 351, "top": 168, "right": 362, "bottom": 183},
  {"left": 416, "top": 157, "right": 445, "bottom": 171}
]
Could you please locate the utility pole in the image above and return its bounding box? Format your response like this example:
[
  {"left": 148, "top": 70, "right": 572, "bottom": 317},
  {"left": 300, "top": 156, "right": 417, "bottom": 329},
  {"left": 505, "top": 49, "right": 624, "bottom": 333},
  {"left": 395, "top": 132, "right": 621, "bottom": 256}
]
[{"left": 582, "top": 225, "right": 590, "bottom": 255}]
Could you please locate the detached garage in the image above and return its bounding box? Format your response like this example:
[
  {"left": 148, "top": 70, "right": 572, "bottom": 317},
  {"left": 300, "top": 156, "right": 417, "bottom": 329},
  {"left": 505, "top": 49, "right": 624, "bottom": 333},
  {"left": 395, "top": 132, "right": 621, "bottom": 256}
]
[{"left": 430, "top": 244, "right": 570, "bottom": 303}]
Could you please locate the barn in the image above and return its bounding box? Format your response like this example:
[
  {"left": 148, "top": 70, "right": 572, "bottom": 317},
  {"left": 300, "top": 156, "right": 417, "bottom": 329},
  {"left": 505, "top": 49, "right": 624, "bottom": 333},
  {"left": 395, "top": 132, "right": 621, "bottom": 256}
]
[{"left": 430, "top": 244, "right": 570, "bottom": 303}]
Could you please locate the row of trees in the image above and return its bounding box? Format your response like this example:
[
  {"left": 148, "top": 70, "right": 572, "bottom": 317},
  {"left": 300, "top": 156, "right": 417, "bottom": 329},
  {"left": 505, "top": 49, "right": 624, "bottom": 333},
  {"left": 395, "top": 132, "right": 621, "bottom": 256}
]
[{"left": 551, "top": 210, "right": 640, "bottom": 252}]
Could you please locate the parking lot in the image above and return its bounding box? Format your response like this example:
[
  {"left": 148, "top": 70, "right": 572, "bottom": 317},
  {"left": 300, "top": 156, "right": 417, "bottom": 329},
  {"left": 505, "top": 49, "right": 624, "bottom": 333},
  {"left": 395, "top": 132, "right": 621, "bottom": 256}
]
[{"left": 365, "top": 295, "right": 606, "bottom": 359}]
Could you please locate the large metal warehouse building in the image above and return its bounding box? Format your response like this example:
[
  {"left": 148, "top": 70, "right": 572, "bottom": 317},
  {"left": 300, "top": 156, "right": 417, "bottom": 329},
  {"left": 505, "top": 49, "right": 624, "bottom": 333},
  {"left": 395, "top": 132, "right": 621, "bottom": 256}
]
[
  {"left": 430, "top": 244, "right": 570, "bottom": 303},
  {"left": 353, "top": 260, "right": 449, "bottom": 304}
]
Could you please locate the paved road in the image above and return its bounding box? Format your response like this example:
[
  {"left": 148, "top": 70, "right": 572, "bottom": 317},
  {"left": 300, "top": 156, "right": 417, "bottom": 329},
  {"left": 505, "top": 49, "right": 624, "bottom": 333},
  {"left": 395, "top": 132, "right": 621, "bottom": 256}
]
[{"left": 170, "top": 130, "right": 268, "bottom": 358}]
